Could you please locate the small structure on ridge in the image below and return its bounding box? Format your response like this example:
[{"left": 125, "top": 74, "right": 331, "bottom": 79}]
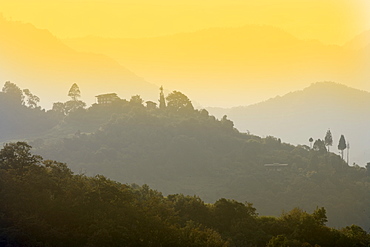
[{"left": 95, "top": 93, "right": 120, "bottom": 104}]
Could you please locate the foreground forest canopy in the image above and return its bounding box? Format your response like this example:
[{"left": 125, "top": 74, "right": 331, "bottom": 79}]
[
  {"left": 1, "top": 142, "right": 370, "bottom": 247},
  {"left": 0, "top": 81, "right": 369, "bottom": 232}
]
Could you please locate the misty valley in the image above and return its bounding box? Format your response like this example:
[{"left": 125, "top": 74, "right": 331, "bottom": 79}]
[
  {"left": 0, "top": 81, "right": 369, "bottom": 247},
  {"left": 1, "top": 1, "right": 370, "bottom": 246}
]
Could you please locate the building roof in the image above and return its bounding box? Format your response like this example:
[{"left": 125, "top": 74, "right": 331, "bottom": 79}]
[{"left": 95, "top": 93, "right": 118, "bottom": 98}]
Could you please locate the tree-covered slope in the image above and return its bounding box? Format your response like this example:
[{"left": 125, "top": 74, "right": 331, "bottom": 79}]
[
  {"left": 0, "top": 82, "right": 61, "bottom": 141},
  {"left": 1, "top": 142, "right": 369, "bottom": 247},
  {"left": 28, "top": 93, "right": 370, "bottom": 230},
  {"left": 207, "top": 82, "right": 370, "bottom": 166}
]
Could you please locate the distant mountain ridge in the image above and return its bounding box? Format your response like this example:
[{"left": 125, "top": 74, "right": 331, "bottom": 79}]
[
  {"left": 0, "top": 16, "right": 158, "bottom": 109},
  {"left": 207, "top": 82, "right": 370, "bottom": 166},
  {"left": 64, "top": 25, "right": 370, "bottom": 107},
  {"left": 344, "top": 29, "right": 370, "bottom": 50}
]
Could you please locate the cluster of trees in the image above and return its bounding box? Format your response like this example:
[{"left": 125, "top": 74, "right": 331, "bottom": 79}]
[
  {"left": 1, "top": 81, "right": 369, "bottom": 232},
  {"left": 0, "top": 81, "right": 200, "bottom": 141},
  {"left": 51, "top": 83, "right": 87, "bottom": 116},
  {"left": 50, "top": 83, "right": 195, "bottom": 116},
  {"left": 1, "top": 81, "right": 40, "bottom": 108},
  {"left": 0, "top": 82, "right": 61, "bottom": 140},
  {"left": 309, "top": 130, "right": 348, "bottom": 160},
  {"left": 33, "top": 95, "right": 369, "bottom": 230},
  {"left": 1, "top": 142, "right": 369, "bottom": 247}
]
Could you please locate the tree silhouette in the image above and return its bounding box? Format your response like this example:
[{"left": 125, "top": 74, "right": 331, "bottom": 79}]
[
  {"left": 130, "top": 95, "right": 144, "bottom": 106},
  {"left": 52, "top": 102, "right": 66, "bottom": 115},
  {"left": 324, "top": 129, "right": 333, "bottom": 152},
  {"left": 166, "top": 91, "right": 194, "bottom": 112},
  {"left": 309, "top": 137, "right": 313, "bottom": 149},
  {"left": 313, "top": 139, "right": 327, "bottom": 154},
  {"left": 64, "top": 100, "right": 86, "bottom": 114},
  {"left": 65, "top": 83, "right": 85, "bottom": 114},
  {"left": 2, "top": 81, "right": 24, "bottom": 105},
  {"left": 267, "top": 235, "right": 288, "bottom": 247},
  {"left": 221, "top": 115, "right": 234, "bottom": 129},
  {"left": 0, "top": 142, "right": 42, "bottom": 171},
  {"left": 338, "top": 135, "right": 347, "bottom": 159},
  {"left": 23, "top": 89, "right": 40, "bottom": 109},
  {"left": 68, "top": 83, "right": 81, "bottom": 101}
]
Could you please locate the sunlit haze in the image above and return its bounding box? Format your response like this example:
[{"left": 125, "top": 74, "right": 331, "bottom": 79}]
[
  {"left": 0, "top": 0, "right": 369, "bottom": 108},
  {"left": 1, "top": 0, "right": 369, "bottom": 44},
  {"left": 1, "top": 1, "right": 370, "bottom": 239}
]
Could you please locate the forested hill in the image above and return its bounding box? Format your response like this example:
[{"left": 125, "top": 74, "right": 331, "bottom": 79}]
[
  {"left": 0, "top": 81, "right": 369, "bottom": 230},
  {"left": 4, "top": 86, "right": 363, "bottom": 231},
  {"left": 1, "top": 142, "right": 369, "bottom": 246},
  {"left": 207, "top": 82, "right": 370, "bottom": 166},
  {"left": 0, "top": 82, "right": 60, "bottom": 141}
]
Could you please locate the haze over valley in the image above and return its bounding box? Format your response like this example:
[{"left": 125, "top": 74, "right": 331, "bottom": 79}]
[{"left": 1, "top": 1, "right": 370, "bottom": 246}]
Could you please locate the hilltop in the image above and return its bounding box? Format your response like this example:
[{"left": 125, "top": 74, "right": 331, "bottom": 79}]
[
  {"left": 0, "top": 85, "right": 360, "bottom": 230},
  {"left": 0, "top": 79, "right": 369, "bottom": 230}
]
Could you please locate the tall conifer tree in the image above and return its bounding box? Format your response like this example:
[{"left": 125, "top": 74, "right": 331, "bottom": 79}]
[
  {"left": 68, "top": 83, "right": 81, "bottom": 101},
  {"left": 324, "top": 129, "right": 333, "bottom": 152},
  {"left": 338, "top": 135, "right": 347, "bottom": 159}
]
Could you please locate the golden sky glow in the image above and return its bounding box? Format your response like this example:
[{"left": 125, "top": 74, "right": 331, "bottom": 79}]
[
  {"left": 1, "top": 0, "right": 369, "bottom": 109},
  {"left": 1, "top": 0, "right": 369, "bottom": 169},
  {"left": 1, "top": 0, "right": 369, "bottom": 44}
]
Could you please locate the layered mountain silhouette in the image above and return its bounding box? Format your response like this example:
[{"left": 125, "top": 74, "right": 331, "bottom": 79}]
[
  {"left": 64, "top": 26, "right": 370, "bottom": 107},
  {"left": 0, "top": 16, "right": 157, "bottom": 109},
  {"left": 207, "top": 82, "right": 370, "bottom": 166},
  {"left": 344, "top": 30, "right": 370, "bottom": 50}
]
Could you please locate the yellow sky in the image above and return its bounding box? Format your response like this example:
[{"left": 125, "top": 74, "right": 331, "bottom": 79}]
[
  {"left": 1, "top": 0, "right": 369, "bottom": 44},
  {"left": 1, "top": 0, "right": 370, "bottom": 109}
]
